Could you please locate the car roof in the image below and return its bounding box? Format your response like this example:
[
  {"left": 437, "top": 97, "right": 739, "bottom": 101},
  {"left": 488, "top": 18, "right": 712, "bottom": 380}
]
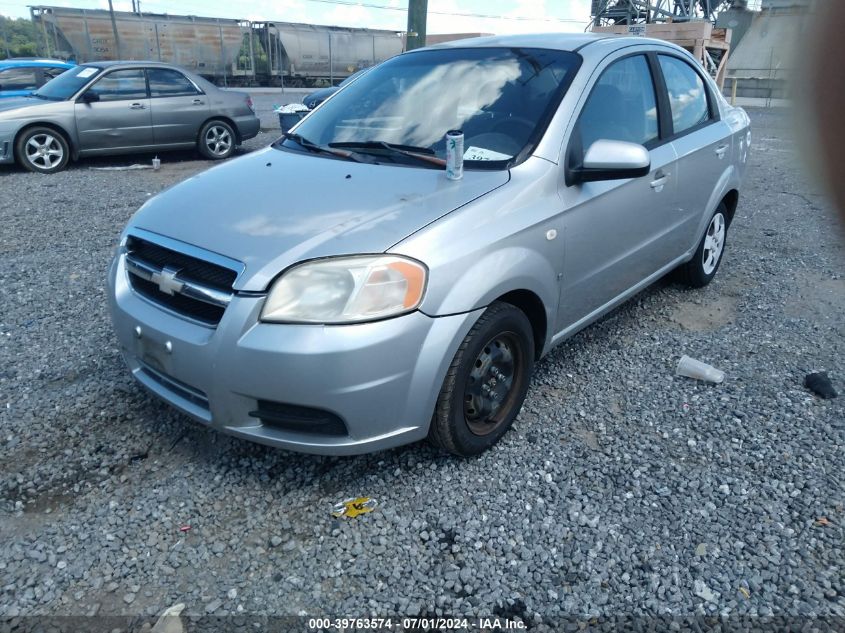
[
  {"left": 417, "top": 32, "right": 682, "bottom": 55},
  {"left": 420, "top": 32, "right": 612, "bottom": 52},
  {"left": 82, "top": 60, "right": 187, "bottom": 69},
  {"left": 0, "top": 59, "right": 75, "bottom": 69}
]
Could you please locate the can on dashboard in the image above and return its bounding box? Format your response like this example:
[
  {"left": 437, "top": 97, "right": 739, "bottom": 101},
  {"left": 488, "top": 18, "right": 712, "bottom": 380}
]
[{"left": 445, "top": 130, "right": 464, "bottom": 180}]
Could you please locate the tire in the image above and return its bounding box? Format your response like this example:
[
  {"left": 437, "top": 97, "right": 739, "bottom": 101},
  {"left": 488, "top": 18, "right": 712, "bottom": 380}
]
[
  {"left": 679, "top": 203, "right": 729, "bottom": 288},
  {"left": 198, "top": 120, "right": 236, "bottom": 160},
  {"left": 16, "top": 127, "right": 70, "bottom": 174},
  {"left": 428, "top": 301, "right": 535, "bottom": 456}
]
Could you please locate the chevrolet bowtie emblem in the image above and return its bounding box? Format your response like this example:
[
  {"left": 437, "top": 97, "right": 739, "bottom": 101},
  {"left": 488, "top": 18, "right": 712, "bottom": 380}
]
[{"left": 150, "top": 265, "right": 184, "bottom": 296}]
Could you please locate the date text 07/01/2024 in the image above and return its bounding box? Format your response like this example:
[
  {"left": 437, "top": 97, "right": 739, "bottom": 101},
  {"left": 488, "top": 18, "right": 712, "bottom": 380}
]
[{"left": 307, "top": 617, "right": 527, "bottom": 630}]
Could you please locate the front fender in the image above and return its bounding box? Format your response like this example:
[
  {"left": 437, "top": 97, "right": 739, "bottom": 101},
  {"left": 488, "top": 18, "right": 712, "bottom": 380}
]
[
  {"left": 392, "top": 156, "right": 565, "bottom": 354},
  {"left": 419, "top": 246, "right": 559, "bottom": 350}
]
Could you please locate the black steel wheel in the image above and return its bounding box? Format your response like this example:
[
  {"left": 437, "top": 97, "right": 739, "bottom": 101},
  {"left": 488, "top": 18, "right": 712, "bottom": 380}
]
[
  {"left": 429, "top": 301, "right": 534, "bottom": 456},
  {"left": 463, "top": 332, "right": 522, "bottom": 436}
]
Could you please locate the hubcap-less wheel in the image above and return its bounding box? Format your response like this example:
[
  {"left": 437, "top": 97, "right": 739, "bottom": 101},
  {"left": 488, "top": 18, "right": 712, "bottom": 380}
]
[
  {"left": 463, "top": 332, "right": 522, "bottom": 436},
  {"left": 204, "top": 125, "right": 232, "bottom": 157},
  {"left": 702, "top": 212, "right": 726, "bottom": 275},
  {"left": 25, "top": 133, "right": 64, "bottom": 170}
]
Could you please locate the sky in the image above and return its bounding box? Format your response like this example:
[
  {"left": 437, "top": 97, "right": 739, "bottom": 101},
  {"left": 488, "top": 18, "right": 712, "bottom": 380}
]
[{"left": 1, "top": 0, "right": 594, "bottom": 35}]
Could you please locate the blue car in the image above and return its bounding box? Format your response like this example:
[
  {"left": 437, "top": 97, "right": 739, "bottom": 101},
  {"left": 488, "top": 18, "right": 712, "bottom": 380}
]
[{"left": 0, "top": 59, "right": 75, "bottom": 98}]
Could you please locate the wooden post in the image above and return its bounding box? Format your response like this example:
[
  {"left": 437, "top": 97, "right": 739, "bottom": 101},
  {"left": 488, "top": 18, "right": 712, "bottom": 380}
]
[
  {"left": 731, "top": 77, "right": 738, "bottom": 105},
  {"left": 406, "top": 0, "right": 428, "bottom": 51}
]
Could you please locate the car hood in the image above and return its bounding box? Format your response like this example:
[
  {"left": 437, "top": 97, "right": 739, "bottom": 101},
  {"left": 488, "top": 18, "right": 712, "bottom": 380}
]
[
  {"left": 0, "top": 96, "right": 53, "bottom": 115},
  {"left": 129, "top": 146, "right": 510, "bottom": 292}
]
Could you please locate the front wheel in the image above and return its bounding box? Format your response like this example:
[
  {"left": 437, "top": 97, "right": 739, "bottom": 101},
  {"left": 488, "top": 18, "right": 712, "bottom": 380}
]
[
  {"left": 679, "top": 204, "right": 729, "bottom": 288},
  {"left": 16, "top": 127, "right": 70, "bottom": 174},
  {"left": 428, "top": 302, "right": 535, "bottom": 456},
  {"left": 198, "top": 120, "right": 236, "bottom": 160}
]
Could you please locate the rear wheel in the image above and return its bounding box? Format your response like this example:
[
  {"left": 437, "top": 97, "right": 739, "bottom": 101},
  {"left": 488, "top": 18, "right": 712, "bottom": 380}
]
[
  {"left": 679, "top": 203, "right": 728, "bottom": 288},
  {"left": 198, "top": 120, "right": 236, "bottom": 160},
  {"left": 428, "top": 302, "right": 534, "bottom": 456},
  {"left": 16, "top": 127, "right": 70, "bottom": 174}
]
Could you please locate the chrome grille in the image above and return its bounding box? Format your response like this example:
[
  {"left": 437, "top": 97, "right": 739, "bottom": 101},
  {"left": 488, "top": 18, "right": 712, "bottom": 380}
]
[{"left": 124, "top": 234, "right": 241, "bottom": 327}]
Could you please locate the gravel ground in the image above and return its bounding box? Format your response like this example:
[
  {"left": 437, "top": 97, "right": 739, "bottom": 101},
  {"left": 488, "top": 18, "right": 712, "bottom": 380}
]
[{"left": 0, "top": 107, "right": 843, "bottom": 631}]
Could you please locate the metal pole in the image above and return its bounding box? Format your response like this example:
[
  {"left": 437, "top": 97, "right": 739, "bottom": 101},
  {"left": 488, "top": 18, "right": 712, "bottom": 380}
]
[
  {"left": 767, "top": 47, "right": 774, "bottom": 108},
  {"left": 40, "top": 13, "right": 52, "bottom": 57},
  {"left": 329, "top": 31, "right": 333, "bottom": 85},
  {"left": 406, "top": 0, "right": 427, "bottom": 51},
  {"left": 247, "top": 23, "right": 255, "bottom": 85},
  {"left": 0, "top": 18, "right": 11, "bottom": 58},
  {"left": 217, "top": 20, "right": 227, "bottom": 87},
  {"left": 107, "top": 0, "right": 123, "bottom": 59},
  {"left": 276, "top": 32, "right": 283, "bottom": 87},
  {"left": 154, "top": 23, "right": 161, "bottom": 61}
]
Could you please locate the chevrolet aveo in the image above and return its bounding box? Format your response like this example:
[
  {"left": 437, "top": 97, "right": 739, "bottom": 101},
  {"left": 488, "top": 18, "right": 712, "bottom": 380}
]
[{"left": 108, "top": 34, "right": 751, "bottom": 456}]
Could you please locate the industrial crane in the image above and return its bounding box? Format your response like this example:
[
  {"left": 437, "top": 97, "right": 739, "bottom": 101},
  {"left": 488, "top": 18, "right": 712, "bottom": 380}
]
[{"left": 590, "top": 0, "right": 752, "bottom": 26}]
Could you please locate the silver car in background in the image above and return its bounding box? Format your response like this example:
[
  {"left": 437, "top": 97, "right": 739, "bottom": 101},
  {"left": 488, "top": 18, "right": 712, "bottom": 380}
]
[
  {"left": 108, "top": 34, "right": 751, "bottom": 456},
  {"left": 0, "top": 61, "right": 259, "bottom": 174}
]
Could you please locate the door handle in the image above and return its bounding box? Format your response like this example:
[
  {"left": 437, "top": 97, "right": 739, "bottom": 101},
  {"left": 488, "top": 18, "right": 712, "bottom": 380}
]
[
  {"left": 192, "top": 99, "right": 204, "bottom": 105},
  {"left": 129, "top": 103, "right": 146, "bottom": 110},
  {"left": 715, "top": 145, "right": 729, "bottom": 158},
  {"left": 650, "top": 171, "right": 669, "bottom": 190}
]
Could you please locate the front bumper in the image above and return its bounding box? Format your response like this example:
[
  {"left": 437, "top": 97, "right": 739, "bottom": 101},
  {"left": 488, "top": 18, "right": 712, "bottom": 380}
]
[
  {"left": 108, "top": 254, "right": 480, "bottom": 455},
  {"left": 0, "top": 127, "right": 14, "bottom": 164}
]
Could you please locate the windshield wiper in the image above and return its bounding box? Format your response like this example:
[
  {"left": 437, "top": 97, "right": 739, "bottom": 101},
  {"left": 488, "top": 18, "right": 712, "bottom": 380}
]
[
  {"left": 329, "top": 141, "right": 446, "bottom": 168},
  {"left": 281, "top": 132, "right": 377, "bottom": 164}
]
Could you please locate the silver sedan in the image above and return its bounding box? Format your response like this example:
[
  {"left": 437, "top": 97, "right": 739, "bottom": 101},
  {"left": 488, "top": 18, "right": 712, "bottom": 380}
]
[
  {"left": 0, "top": 61, "right": 259, "bottom": 174},
  {"left": 109, "top": 34, "right": 750, "bottom": 456}
]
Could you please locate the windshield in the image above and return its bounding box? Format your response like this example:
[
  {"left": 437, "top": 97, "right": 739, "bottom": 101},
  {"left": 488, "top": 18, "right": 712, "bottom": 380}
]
[
  {"left": 285, "top": 47, "right": 580, "bottom": 168},
  {"left": 34, "top": 65, "right": 101, "bottom": 100}
]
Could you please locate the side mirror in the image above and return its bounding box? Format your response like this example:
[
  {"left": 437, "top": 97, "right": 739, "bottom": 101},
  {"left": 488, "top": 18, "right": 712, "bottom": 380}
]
[
  {"left": 570, "top": 139, "right": 651, "bottom": 184},
  {"left": 80, "top": 91, "right": 100, "bottom": 103}
]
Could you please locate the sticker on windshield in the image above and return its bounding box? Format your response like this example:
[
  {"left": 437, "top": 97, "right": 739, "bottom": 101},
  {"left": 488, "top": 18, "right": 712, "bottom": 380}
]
[
  {"left": 77, "top": 67, "right": 97, "bottom": 78},
  {"left": 463, "top": 146, "right": 511, "bottom": 161}
]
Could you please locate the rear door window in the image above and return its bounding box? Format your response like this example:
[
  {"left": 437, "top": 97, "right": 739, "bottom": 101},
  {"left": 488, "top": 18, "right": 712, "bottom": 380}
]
[
  {"left": 576, "top": 55, "right": 659, "bottom": 155},
  {"left": 657, "top": 55, "right": 711, "bottom": 135},
  {"left": 88, "top": 69, "right": 148, "bottom": 102},
  {"left": 147, "top": 68, "right": 200, "bottom": 97},
  {"left": 0, "top": 68, "right": 38, "bottom": 91}
]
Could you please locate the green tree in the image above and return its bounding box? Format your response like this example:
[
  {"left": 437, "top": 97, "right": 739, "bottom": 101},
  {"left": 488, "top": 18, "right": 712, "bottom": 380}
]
[{"left": 0, "top": 15, "right": 41, "bottom": 59}]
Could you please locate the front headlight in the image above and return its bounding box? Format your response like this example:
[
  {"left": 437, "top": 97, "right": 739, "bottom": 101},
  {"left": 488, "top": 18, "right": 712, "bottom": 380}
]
[{"left": 260, "top": 255, "right": 427, "bottom": 324}]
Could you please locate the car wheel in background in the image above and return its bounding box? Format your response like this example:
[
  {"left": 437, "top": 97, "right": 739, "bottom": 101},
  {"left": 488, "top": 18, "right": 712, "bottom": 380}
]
[
  {"left": 16, "top": 127, "right": 70, "bottom": 174},
  {"left": 680, "top": 202, "right": 729, "bottom": 288},
  {"left": 198, "top": 120, "right": 236, "bottom": 160},
  {"left": 429, "top": 301, "right": 535, "bottom": 456}
]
